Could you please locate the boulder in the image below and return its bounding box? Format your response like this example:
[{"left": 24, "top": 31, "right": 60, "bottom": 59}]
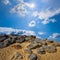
[
  {"left": 0, "top": 34, "right": 8, "bottom": 42},
  {"left": 43, "top": 46, "right": 57, "bottom": 53},
  {"left": 10, "top": 52, "right": 23, "bottom": 60},
  {"left": 24, "top": 48, "right": 32, "bottom": 54},
  {"left": 27, "top": 41, "right": 41, "bottom": 49},
  {"left": 41, "top": 40, "right": 47, "bottom": 45},
  {"left": 52, "top": 42, "right": 60, "bottom": 47},
  {"left": 37, "top": 47, "right": 46, "bottom": 54},
  {"left": 25, "top": 35, "right": 36, "bottom": 42},
  {"left": 16, "top": 38, "right": 25, "bottom": 43},
  {"left": 0, "top": 42, "right": 5, "bottom": 48},
  {"left": 16, "top": 36, "right": 26, "bottom": 43},
  {"left": 28, "top": 53, "right": 38, "bottom": 60}
]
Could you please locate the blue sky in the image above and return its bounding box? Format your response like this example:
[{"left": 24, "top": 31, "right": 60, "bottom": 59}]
[{"left": 0, "top": 0, "right": 60, "bottom": 41}]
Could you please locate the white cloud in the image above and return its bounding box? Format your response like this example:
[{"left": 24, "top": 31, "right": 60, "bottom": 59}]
[
  {"left": 0, "top": 27, "right": 36, "bottom": 36},
  {"left": 32, "top": 8, "right": 60, "bottom": 24},
  {"left": 48, "top": 33, "right": 60, "bottom": 39},
  {"left": 3, "top": 0, "right": 10, "bottom": 5},
  {"left": 38, "top": 8, "right": 60, "bottom": 20},
  {"left": 25, "top": 3, "right": 35, "bottom": 8},
  {"left": 38, "top": 32, "right": 45, "bottom": 35},
  {"left": 10, "top": 3, "right": 28, "bottom": 16},
  {"left": 42, "top": 19, "right": 56, "bottom": 24},
  {"left": 10, "top": 0, "right": 36, "bottom": 16},
  {"left": 28, "top": 20, "right": 36, "bottom": 27}
]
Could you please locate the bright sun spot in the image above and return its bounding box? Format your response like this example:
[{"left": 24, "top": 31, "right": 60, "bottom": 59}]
[
  {"left": 25, "top": 3, "right": 35, "bottom": 8},
  {"left": 30, "top": 3, "right": 35, "bottom": 8}
]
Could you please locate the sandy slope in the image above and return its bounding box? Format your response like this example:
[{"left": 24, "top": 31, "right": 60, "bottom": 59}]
[{"left": 0, "top": 41, "right": 60, "bottom": 60}]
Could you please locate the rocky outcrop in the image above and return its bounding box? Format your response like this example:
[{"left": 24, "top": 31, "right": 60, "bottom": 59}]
[
  {"left": 0, "top": 35, "right": 60, "bottom": 60},
  {"left": 28, "top": 53, "right": 38, "bottom": 60}
]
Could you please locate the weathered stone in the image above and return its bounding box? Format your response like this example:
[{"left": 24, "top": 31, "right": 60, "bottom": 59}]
[
  {"left": 27, "top": 41, "right": 41, "bottom": 49},
  {"left": 11, "top": 52, "right": 23, "bottom": 60},
  {"left": 15, "top": 52, "right": 23, "bottom": 59},
  {"left": 52, "top": 42, "right": 60, "bottom": 47},
  {"left": 28, "top": 53, "right": 38, "bottom": 60},
  {"left": 16, "top": 36, "right": 25, "bottom": 43},
  {"left": 24, "top": 48, "right": 32, "bottom": 54},
  {"left": 41, "top": 41, "right": 47, "bottom": 45},
  {"left": 16, "top": 38, "right": 25, "bottom": 43},
  {"left": 0, "top": 34, "right": 8, "bottom": 42},
  {"left": 25, "top": 35, "right": 36, "bottom": 42},
  {"left": 43, "top": 46, "right": 57, "bottom": 53},
  {"left": 37, "top": 47, "right": 46, "bottom": 54},
  {"left": 0, "top": 42, "right": 5, "bottom": 48}
]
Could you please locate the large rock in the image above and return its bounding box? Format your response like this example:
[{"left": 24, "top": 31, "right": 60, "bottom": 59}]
[
  {"left": 0, "top": 34, "right": 8, "bottom": 42},
  {"left": 27, "top": 41, "right": 42, "bottom": 49},
  {"left": 16, "top": 36, "right": 26, "bottom": 43},
  {"left": 16, "top": 38, "right": 25, "bottom": 43},
  {"left": 24, "top": 48, "right": 32, "bottom": 54},
  {"left": 10, "top": 52, "right": 23, "bottom": 60},
  {"left": 37, "top": 47, "right": 46, "bottom": 54},
  {"left": 52, "top": 42, "right": 60, "bottom": 47},
  {"left": 43, "top": 46, "right": 57, "bottom": 53},
  {"left": 0, "top": 42, "right": 5, "bottom": 48},
  {"left": 28, "top": 53, "right": 38, "bottom": 60},
  {"left": 25, "top": 35, "right": 36, "bottom": 42}
]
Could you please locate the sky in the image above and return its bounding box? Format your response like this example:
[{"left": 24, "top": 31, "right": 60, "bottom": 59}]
[{"left": 0, "top": 0, "right": 60, "bottom": 41}]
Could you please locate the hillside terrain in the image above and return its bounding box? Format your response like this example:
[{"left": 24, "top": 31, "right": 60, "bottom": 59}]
[{"left": 0, "top": 34, "right": 60, "bottom": 60}]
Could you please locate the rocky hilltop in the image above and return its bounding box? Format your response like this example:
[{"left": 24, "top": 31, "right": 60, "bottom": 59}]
[{"left": 0, "top": 34, "right": 60, "bottom": 60}]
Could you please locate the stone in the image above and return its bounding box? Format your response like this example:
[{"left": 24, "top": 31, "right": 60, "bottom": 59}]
[
  {"left": 16, "top": 36, "right": 25, "bottom": 43},
  {"left": 24, "top": 48, "right": 32, "bottom": 54},
  {"left": 0, "top": 42, "right": 5, "bottom": 48},
  {"left": 10, "top": 52, "right": 23, "bottom": 60},
  {"left": 3, "top": 40, "right": 11, "bottom": 47},
  {"left": 52, "top": 42, "right": 60, "bottom": 47},
  {"left": 0, "top": 34, "right": 8, "bottom": 42},
  {"left": 25, "top": 35, "right": 36, "bottom": 42},
  {"left": 27, "top": 41, "right": 41, "bottom": 49},
  {"left": 41, "top": 40, "right": 47, "bottom": 45},
  {"left": 28, "top": 53, "right": 38, "bottom": 60},
  {"left": 37, "top": 47, "right": 46, "bottom": 54},
  {"left": 43, "top": 46, "right": 57, "bottom": 53}
]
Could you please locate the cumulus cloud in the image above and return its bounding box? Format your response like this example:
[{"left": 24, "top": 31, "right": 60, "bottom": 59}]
[
  {"left": 10, "top": 3, "right": 28, "bottom": 16},
  {"left": 32, "top": 8, "right": 60, "bottom": 24},
  {"left": 3, "top": 0, "right": 10, "bottom": 5},
  {"left": 10, "top": 0, "right": 35, "bottom": 16},
  {"left": 48, "top": 33, "right": 60, "bottom": 39},
  {"left": 42, "top": 19, "right": 56, "bottom": 24},
  {"left": 38, "top": 32, "right": 45, "bottom": 35},
  {"left": 28, "top": 20, "right": 36, "bottom": 27},
  {"left": 0, "top": 27, "right": 36, "bottom": 35}
]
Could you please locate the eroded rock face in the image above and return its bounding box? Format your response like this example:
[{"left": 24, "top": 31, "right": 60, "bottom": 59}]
[
  {"left": 43, "top": 46, "right": 57, "bottom": 53},
  {"left": 25, "top": 35, "right": 36, "bottom": 42},
  {"left": 28, "top": 53, "right": 38, "bottom": 60},
  {"left": 24, "top": 48, "right": 32, "bottom": 54},
  {"left": 37, "top": 47, "right": 46, "bottom": 54},
  {"left": 10, "top": 52, "right": 23, "bottom": 60},
  {"left": 27, "top": 41, "right": 41, "bottom": 49},
  {"left": 0, "top": 34, "right": 8, "bottom": 42}
]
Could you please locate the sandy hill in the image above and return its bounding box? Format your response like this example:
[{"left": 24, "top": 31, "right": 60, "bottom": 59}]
[{"left": 0, "top": 35, "right": 60, "bottom": 60}]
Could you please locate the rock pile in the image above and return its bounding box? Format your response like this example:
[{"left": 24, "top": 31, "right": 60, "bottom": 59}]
[
  {"left": 0, "top": 35, "right": 60, "bottom": 52},
  {"left": 0, "top": 34, "right": 60, "bottom": 60}
]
